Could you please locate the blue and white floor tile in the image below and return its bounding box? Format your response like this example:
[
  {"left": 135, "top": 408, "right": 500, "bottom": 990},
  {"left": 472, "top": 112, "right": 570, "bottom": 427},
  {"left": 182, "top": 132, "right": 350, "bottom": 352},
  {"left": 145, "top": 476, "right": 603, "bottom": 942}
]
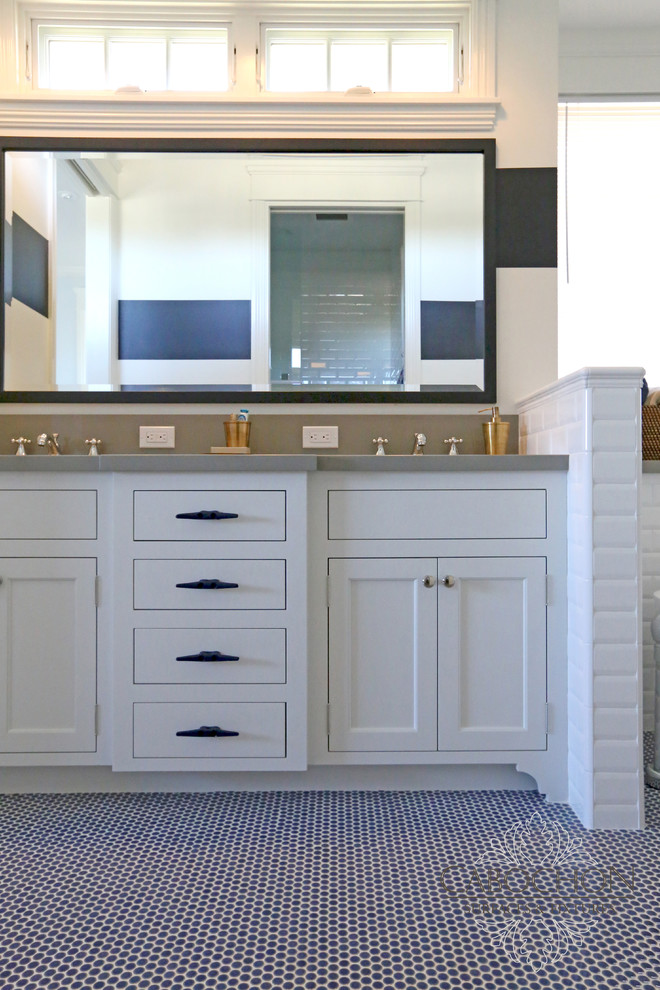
[{"left": 1, "top": 750, "right": 659, "bottom": 990}]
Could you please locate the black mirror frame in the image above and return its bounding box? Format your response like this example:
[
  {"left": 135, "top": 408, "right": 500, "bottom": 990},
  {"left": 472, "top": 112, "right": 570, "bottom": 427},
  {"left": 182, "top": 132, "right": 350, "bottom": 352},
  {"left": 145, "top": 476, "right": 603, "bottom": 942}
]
[{"left": 0, "top": 135, "right": 496, "bottom": 405}]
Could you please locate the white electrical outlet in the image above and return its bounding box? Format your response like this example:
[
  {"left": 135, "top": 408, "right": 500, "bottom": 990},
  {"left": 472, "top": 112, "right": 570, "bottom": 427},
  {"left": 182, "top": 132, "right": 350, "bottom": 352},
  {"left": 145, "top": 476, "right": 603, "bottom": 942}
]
[
  {"left": 139, "top": 425, "right": 175, "bottom": 448},
  {"left": 302, "top": 426, "right": 339, "bottom": 448}
]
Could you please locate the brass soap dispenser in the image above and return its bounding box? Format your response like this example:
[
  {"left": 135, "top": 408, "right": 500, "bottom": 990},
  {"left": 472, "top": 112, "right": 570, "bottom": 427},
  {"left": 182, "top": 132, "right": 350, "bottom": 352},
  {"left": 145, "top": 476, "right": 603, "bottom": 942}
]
[{"left": 480, "top": 406, "right": 510, "bottom": 455}]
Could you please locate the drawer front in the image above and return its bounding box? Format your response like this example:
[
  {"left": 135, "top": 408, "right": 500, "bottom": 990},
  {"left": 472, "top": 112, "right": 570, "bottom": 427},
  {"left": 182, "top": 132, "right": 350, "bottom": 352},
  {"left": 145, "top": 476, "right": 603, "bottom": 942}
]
[
  {"left": 134, "top": 627, "right": 286, "bottom": 684},
  {"left": 133, "top": 702, "right": 286, "bottom": 759},
  {"left": 0, "top": 490, "right": 97, "bottom": 540},
  {"left": 134, "top": 490, "right": 285, "bottom": 541},
  {"left": 134, "top": 559, "right": 286, "bottom": 610},
  {"left": 328, "top": 489, "right": 547, "bottom": 541}
]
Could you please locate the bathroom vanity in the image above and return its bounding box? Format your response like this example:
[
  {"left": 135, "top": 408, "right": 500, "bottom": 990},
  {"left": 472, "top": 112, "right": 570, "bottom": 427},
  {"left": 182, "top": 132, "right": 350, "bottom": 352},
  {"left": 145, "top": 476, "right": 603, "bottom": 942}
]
[{"left": 0, "top": 454, "right": 567, "bottom": 799}]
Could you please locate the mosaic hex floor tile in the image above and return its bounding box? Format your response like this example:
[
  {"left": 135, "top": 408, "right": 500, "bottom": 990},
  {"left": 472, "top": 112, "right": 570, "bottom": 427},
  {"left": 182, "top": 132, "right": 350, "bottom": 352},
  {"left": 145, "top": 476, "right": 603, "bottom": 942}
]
[{"left": 0, "top": 754, "right": 658, "bottom": 990}]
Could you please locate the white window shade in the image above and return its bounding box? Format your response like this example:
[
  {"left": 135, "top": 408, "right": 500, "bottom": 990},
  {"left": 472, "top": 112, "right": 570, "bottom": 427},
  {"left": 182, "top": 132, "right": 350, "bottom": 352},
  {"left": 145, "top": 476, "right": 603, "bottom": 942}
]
[{"left": 558, "top": 103, "right": 660, "bottom": 387}]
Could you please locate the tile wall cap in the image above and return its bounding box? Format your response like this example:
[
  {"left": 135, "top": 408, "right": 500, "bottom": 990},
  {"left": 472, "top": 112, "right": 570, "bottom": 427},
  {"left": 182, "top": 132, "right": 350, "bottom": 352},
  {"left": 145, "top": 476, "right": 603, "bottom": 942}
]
[{"left": 516, "top": 367, "right": 646, "bottom": 412}]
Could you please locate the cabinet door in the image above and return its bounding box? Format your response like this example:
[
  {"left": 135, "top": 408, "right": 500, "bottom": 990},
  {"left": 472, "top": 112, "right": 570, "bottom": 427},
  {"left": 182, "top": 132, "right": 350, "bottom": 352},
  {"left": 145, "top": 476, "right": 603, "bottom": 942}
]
[
  {"left": 437, "top": 556, "right": 546, "bottom": 751},
  {"left": 0, "top": 558, "right": 97, "bottom": 754},
  {"left": 328, "top": 557, "right": 437, "bottom": 752}
]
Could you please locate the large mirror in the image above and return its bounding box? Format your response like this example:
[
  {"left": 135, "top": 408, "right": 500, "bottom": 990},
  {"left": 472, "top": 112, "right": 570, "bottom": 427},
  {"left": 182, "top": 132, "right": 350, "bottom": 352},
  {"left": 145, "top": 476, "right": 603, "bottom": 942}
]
[{"left": 1, "top": 137, "right": 495, "bottom": 403}]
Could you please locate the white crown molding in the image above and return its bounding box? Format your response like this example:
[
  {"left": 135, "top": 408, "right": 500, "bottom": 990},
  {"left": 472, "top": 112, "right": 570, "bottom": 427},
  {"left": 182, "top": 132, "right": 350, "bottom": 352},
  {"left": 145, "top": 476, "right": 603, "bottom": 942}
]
[{"left": 0, "top": 93, "right": 500, "bottom": 135}]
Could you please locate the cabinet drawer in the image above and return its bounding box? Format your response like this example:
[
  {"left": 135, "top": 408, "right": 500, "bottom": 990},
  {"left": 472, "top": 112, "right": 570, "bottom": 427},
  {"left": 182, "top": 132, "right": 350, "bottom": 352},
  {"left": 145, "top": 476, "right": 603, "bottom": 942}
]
[
  {"left": 328, "top": 489, "right": 547, "bottom": 540},
  {"left": 0, "top": 490, "right": 97, "bottom": 540},
  {"left": 133, "top": 702, "right": 286, "bottom": 759},
  {"left": 134, "top": 627, "right": 286, "bottom": 684},
  {"left": 134, "top": 559, "right": 286, "bottom": 610},
  {"left": 133, "top": 490, "right": 285, "bottom": 541}
]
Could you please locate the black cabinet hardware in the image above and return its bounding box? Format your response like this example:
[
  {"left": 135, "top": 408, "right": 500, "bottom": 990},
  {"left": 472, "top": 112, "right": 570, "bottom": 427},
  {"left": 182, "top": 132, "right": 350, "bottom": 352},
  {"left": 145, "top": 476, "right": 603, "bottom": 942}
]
[
  {"left": 176, "top": 651, "right": 240, "bottom": 663},
  {"left": 176, "top": 725, "right": 239, "bottom": 738},
  {"left": 175, "top": 579, "right": 239, "bottom": 590},
  {"left": 175, "top": 510, "right": 239, "bottom": 520}
]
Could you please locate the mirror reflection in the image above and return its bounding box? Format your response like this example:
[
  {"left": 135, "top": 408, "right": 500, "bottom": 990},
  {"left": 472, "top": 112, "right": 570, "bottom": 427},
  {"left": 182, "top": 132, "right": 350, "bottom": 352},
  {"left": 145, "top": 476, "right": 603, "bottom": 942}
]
[{"left": 2, "top": 146, "right": 491, "bottom": 398}]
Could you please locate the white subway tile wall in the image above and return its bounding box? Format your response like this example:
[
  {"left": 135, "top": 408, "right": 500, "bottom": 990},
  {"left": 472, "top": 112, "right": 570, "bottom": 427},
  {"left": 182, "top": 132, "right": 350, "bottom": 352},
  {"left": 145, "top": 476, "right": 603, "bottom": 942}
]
[
  {"left": 640, "top": 472, "right": 660, "bottom": 730},
  {"left": 517, "top": 367, "right": 644, "bottom": 829}
]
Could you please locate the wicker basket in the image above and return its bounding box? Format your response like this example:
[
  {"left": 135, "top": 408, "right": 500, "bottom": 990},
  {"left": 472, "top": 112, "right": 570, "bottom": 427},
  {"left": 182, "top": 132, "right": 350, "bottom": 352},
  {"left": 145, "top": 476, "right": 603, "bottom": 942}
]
[{"left": 642, "top": 406, "right": 660, "bottom": 459}]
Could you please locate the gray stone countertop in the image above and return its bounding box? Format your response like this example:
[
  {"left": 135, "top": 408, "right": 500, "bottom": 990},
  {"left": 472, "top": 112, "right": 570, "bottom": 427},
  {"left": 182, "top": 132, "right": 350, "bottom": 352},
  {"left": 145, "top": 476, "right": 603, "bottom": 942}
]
[
  {"left": 0, "top": 453, "right": 568, "bottom": 472},
  {"left": 315, "top": 454, "right": 568, "bottom": 471}
]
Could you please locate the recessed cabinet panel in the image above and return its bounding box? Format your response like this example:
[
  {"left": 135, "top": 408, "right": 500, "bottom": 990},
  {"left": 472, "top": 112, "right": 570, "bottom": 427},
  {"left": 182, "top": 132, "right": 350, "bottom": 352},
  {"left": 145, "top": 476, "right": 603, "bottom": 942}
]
[
  {"left": 134, "top": 627, "right": 286, "bottom": 684},
  {"left": 437, "top": 557, "right": 547, "bottom": 751},
  {"left": 133, "top": 559, "right": 286, "bottom": 610},
  {"left": 133, "top": 490, "right": 286, "bottom": 541},
  {"left": 0, "top": 557, "right": 97, "bottom": 753},
  {"left": 328, "top": 557, "right": 437, "bottom": 752},
  {"left": 0, "top": 490, "right": 97, "bottom": 540},
  {"left": 328, "top": 489, "right": 547, "bottom": 541},
  {"left": 133, "top": 702, "right": 286, "bottom": 759}
]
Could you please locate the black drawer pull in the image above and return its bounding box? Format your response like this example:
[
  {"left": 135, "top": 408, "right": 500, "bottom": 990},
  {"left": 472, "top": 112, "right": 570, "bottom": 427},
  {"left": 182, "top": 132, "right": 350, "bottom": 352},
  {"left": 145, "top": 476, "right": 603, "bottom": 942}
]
[
  {"left": 176, "top": 651, "right": 240, "bottom": 663},
  {"left": 176, "top": 725, "right": 239, "bottom": 738},
  {"left": 175, "top": 510, "right": 239, "bottom": 520},
  {"left": 175, "top": 579, "right": 239, "bottom": 590}
]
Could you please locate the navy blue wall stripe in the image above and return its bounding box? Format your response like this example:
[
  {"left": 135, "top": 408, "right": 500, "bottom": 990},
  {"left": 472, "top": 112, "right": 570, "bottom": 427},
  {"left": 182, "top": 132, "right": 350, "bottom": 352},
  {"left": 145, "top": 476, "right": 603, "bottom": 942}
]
[
  {"left": 495, "top": 167, "right": 558, "bottom": 269},
  {"left": 118, "top": 300, "right": 251, "bottom": 360},
  {"left": 420, "top": 300, "right": 484, "bottom": 360},
  {"left": 11, "top": 213, "right": 49, "bottom": 317},
  {"left": 3, "top": 218, "right": 12, "bottom": 306}
]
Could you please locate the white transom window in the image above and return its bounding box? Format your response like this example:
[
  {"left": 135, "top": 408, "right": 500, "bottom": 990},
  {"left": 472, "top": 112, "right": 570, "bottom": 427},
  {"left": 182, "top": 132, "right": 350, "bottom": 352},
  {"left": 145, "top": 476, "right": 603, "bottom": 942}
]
[
  {"left": 30, "top": 18, "right": 229, "bottom": 92},
  {"left": 263, "top": 27, "right": 459, "bottom": 94}
]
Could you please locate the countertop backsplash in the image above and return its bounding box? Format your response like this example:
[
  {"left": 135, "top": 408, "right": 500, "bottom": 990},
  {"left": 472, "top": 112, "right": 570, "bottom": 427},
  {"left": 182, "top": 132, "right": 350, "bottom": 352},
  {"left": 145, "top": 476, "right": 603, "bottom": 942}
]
[{"left": 0, "top": 413, "right": 518, "bottom": 457}]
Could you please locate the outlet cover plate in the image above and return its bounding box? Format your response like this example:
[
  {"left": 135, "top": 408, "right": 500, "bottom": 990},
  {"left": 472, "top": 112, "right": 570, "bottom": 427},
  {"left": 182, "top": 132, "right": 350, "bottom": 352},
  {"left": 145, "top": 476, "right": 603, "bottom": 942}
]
[
  {"left": 140, "top": 425, "right": 175, "bottom": 448},
  {"left": 302, "top": 426, "right": 339, "bottom": 448}
]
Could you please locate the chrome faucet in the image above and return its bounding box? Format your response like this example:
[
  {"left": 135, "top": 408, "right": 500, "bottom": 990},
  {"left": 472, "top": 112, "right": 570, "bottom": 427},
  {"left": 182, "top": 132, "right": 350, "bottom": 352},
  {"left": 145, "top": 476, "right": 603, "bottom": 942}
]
[
  {"left": 36, "top": 432, "right": 62, "bottom": 455},
  {"left": 412, "top": 432, "right": 427, "bottom": 455}
]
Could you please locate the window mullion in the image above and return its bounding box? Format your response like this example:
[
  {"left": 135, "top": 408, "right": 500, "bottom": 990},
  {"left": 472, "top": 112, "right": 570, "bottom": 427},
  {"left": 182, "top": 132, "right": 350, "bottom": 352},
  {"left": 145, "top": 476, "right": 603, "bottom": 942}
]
[
  {"left": 104, "top": 36, "right": 110, "bottom": 89},
  {"left": 387, "top": 38, "right": 393, "bottom": 93}
]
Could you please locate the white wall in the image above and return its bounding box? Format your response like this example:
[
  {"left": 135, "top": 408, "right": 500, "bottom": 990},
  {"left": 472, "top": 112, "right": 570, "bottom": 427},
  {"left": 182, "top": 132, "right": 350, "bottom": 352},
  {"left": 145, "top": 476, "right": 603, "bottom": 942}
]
[
  {"left": 3, "top": 152, "right": 53, "bottom": 389},
  {"left": 118, "top": 156, "right": 252, "bottom": 301},
  {"left": 493, "top": 0, "right": 559, "bottom": 410}
]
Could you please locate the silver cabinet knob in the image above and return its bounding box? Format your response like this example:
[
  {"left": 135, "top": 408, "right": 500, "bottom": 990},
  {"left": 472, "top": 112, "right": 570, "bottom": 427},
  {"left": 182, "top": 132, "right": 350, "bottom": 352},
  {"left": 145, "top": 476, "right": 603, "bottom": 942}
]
[
  {"left": 442, "top": 575, "right": 455, "bottom": 587},
  {"left": 423, "top": 575, "right": 435, "bottom": 588}
]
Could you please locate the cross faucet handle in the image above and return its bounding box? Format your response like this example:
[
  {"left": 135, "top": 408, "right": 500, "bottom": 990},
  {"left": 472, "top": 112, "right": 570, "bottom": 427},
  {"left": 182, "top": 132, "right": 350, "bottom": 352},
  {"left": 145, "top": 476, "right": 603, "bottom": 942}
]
[
  {"left": 444, "top": 436, "right": 463, "bottom": 456},
  {"left": 11, "top": 437, "right": 31, "bottom": 456},
  {"left": 85, "top": 438, "right": 102, "bottom": 456},
  {"left": 372, "top": 437, "right": 389, "bottom": 455}
]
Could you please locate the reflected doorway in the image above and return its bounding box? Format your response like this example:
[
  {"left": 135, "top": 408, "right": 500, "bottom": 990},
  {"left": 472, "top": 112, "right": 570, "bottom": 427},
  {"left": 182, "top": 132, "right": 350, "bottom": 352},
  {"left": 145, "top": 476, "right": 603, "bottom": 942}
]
[{"left": 269, "top": 209, "right": 404, "bottom": 387}]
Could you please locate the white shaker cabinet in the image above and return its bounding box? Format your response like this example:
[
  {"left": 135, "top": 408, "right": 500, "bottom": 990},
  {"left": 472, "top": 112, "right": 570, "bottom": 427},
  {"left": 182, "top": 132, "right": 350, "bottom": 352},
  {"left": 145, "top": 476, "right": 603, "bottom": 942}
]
[
  {"left": 328, "top": 555, "right": 547, "bottom": 755},
  {"left": 311, "top": 468, "right": 567, "bottom": 802},
  {"left": 0, "top": 482, "right": 102, "bottom": 765},
  {"left": 328, "top": 557, "right": 438, "bottom": 752},
  {"left": 112, "top": 473, "right": 308, "bottom": 773},
  {"left": 0, "top": 557, "right": 97, "bottom": 754}
]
